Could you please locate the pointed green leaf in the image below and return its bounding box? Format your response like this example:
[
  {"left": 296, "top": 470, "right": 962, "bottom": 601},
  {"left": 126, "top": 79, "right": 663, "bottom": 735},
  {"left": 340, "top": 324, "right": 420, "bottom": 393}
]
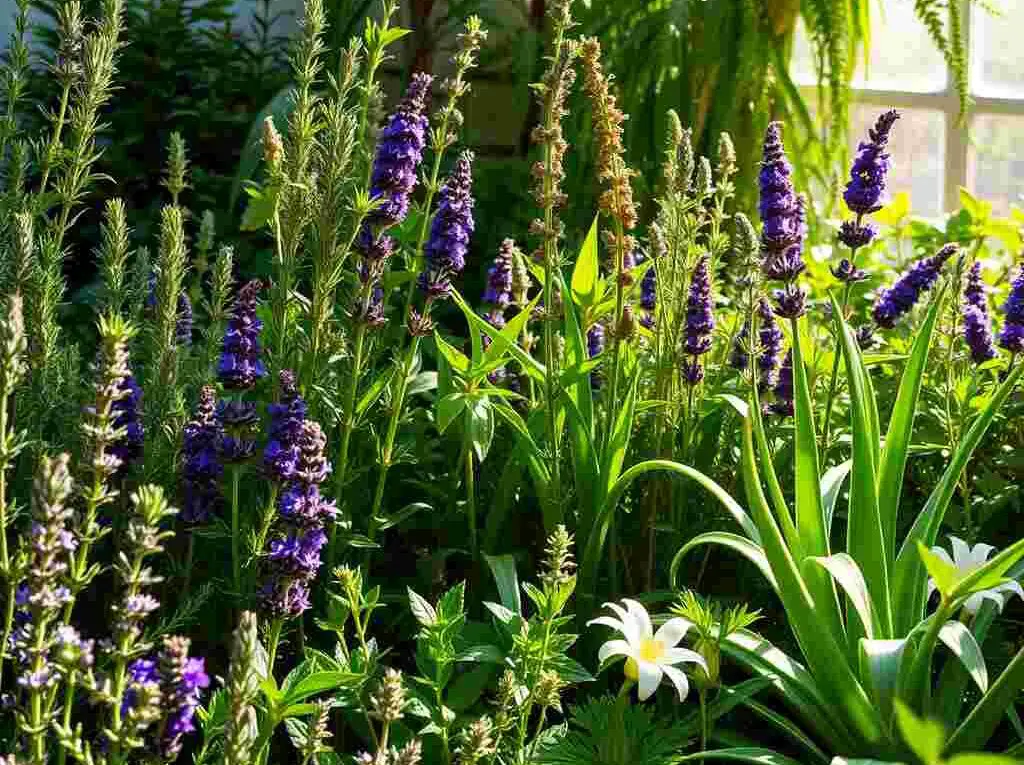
[
  {"left": 672, "top": 532, "right": 776, "bottom": 591},
  {"left": 570, "top": 215, "right": 600, "bottom": 308},
  {"left": 938, "top": 620, "right": 988, "bottom": 694},
  {"left": 810, "top": 554, "right": 878, "bottom": 638}
]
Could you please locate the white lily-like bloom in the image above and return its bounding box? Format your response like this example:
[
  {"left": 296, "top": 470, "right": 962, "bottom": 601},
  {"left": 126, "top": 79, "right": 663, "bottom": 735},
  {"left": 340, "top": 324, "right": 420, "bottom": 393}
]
[
  {"left": 587, "top": 598, "right": 708, "bottom": 702},
  {"left": 929, "top": 536, "right": 1024, "bottom": 614}
]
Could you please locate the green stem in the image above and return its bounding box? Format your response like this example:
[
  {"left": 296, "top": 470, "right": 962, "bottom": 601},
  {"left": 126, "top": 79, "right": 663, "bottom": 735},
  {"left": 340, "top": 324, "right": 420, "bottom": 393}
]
[
  {"left": 252, "top": 485, "right": 280, "bottom": 595},
  {"left": 463, "top": 423, "right": 477, "bottom": 562},
  {"left": 819, "top": 233, "right": 861, "bottom": 454},
  {"left": 365, "top": 335, "right": 421, "bottom": 571},
  {"left": 231, "top": 466, "right": 243, "bottom": 594},
  {"left": 699, "top": 689, "right": 709, "bottom": 751},
  {"left": 55, "top": 672, "right": 77, "bottom": 765},
  {"left": 329, "top": 321, "right": 367, "bottom": 568},
  {"left": 267, "top": 617, "right": 284, "bottom": 670},
  {"left": 37, "top": 82, "right": 71, "bottom": 198}
]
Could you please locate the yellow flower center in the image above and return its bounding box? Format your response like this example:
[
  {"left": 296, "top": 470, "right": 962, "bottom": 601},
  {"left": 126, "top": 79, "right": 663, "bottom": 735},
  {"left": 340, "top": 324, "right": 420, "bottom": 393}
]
[{"left": 624, "top": 638, "right": 665, "bottom": 678}]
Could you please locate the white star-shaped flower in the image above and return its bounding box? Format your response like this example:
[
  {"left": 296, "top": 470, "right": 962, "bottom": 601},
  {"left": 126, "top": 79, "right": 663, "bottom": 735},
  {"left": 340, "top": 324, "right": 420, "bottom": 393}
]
[
  {"left": 588, "top": 598, "right": 707, "bottom": 701},
  {"left": 929, "top": 536, "right": 1024, "bottom": 614}
]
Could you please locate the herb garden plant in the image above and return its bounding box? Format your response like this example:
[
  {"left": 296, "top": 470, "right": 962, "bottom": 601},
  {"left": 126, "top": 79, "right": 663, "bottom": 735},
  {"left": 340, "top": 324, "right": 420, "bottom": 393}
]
[{"left": 0, "top": 0, "right": 1021, "bottom": 764}]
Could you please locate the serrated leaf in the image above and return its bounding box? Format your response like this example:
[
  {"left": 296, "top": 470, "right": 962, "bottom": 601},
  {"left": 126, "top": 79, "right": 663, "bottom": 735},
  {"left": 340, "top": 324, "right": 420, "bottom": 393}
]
[{"left": 408, "top": 588, "right": 437, "bottom": 626}]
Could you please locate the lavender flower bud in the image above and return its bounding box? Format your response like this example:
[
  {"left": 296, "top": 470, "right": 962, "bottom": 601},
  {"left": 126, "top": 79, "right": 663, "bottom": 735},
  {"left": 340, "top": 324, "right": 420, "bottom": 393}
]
[
  {"left": 0, "top": 294, "right": 27, "bottom": 396},
  {"left": 998, "top": 261, "right": 1024, "bottom": 353},
  {"left": 757, "top": 298, "right": 783, "bottom": 391},
  {"left": 683, "top": 256, "right": 714, "bottom": 357},
  {"left": 482, "top": 239, "right": 515, "bottom": 326},
  {"left": 420, "top": 151, "right": 476, "bottom": 301},
  {"left": 769, "top": 349, "right": 794, "bottom": 417},
  {"left": 844, "top": 110, "right": 899, "bottom": 215},
  {"left": 872, "top": 244, "right": 957, "bottom": 329},
  {"left": 263, "top": 370, "right": 307, "bottom": 483},
  {"left": 587, "top": 323, "right": 605, "bottom": 389},
  {"left": 837, "top": 220, "right": 878, "bottom": 250},
  {"left": 759, "top": 123, "right": 802, "bottom": 258},
  {"left": 181, "top": 386, "right": 223, "bottom": 524},
  {"left": 159, "top": 635, "right": 210, "bottom": 759},
  {"left": 109, "top": 374, "right": 144, "bottom": 477},
  {"left": 640, "top": 263, "right": 656, "bottom": 329},
  {"left": 963, "top": 261, "right": 996, "bottom": 363},
  {"left": 730, "top": 321, "right": 750, "bottom": 372},
  {"left": 831, "top": 258, "right": 868, "bottom": 284}
]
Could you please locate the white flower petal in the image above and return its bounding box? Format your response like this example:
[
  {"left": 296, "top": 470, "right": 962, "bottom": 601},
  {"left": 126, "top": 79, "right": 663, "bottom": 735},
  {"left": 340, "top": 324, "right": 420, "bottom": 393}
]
[
  {"left": 971, "top": 542, "right": 996, "bottom": 566},
  {"left": 588, "top": 615, "right": 626, "bottom": 635},
  {"left": 660, "top": 663, "right": 692, "bottom": 702},
  {"left": 622, "top": 599, "right": 653, "bottom": 639},
  {"left": 653, "top": 617, "right": 692, "bottom": 648},
  {"left": 931, "top": 546, "right": 955, "bottom": 568},
  {"left": 949, "top": 537, "right": 972, "bottom": 569},
  {"left": 661, "top": 646, "right": 709, "bottom": 674},
  {"left": 965, "top": 590, "right": 1001, "bottom": 615},
  {"left": 602, "top": 602, "right": 640, "bottom": 644},
  {"left": 598, "top": 639, "right": 637, "bottom": 665},
  {"left": 996, "top": 579, "right": 1024, "bottom": 605},
  {"left": 634, "top": 659, "right": 663, "bottom": 701}
]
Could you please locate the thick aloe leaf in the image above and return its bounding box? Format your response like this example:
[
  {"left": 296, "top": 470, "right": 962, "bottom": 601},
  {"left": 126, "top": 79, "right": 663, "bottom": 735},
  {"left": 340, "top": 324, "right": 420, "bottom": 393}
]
[
  {"left": 876, "top": 293, "right": 944, "bottom": 560},
  {"left": 858, "top": 638, "right": 908, "bottom": 729},
  {"left": 672, "top": 532, "right": 775, "bottom": 591},
  {"left": 831, "top": 293, "right": 892, "bottom": 638},
  {"left": 810, "top": 554, "right": 879, "bottom": 639},
  {"left": 822, "top": 459, "right": 852, "bottom": 533},
  {"left": 938, "top": 621, "right": 988, "bottom": 694},
  {"left": 741, "top": 416, "right": 882, "bottom": 744},
  {"left": 749, "top": 369, "right": 800, "bottom": 551},
  {"left": 892, "top": 361, "right": 1024, "bottom": 632}
]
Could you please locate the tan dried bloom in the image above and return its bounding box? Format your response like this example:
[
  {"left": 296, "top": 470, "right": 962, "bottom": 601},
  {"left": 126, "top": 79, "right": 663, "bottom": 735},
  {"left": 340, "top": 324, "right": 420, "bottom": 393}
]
[
  {"left": 456, "top": 717, "right": 495, "bottom": 765},
  {"left": 262, "top": 116, "right": 285, "bottom": 174},
  {"left": 370, "top": 668, "right": 406, "bottom": 723}
]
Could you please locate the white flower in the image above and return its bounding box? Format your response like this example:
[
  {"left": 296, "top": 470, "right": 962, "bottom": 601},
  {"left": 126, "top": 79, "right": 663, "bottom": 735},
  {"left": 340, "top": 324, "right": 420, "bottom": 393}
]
[
  {"left": 929, "top": 536, "right": 1024, "bottom": 615},
  {"left": 587, "top": 598, "right": 708, "bottom": 702}
]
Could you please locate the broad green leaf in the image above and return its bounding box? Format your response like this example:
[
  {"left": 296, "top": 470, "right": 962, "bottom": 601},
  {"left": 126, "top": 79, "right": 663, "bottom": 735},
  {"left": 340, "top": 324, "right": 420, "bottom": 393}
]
[
  {"left": 810, "top": 554, "right": 878, "bottom": 638},
  {"left": 478, "top": 296, "right": 541, "bottom": 377},
  {"left": 743, "top": 697, "right": 832, "bottom": 765},
  {"left": 446, "top": 664, "right": 495, "bottom": 712},
  {"left": 379, "top": 26, "right": 412, "bottom": 46},
  {"left": 570, "top": 215, "right": 600, "bottom": 308},
  {"left": 407, "top": 587, "right": 436, "bottom": 626},
  {"left": 560, "top": 285, "right": 597, "bottom": 518},
  {"left": 376, "top": 502, "right": 432, "bottom": 531},
  {"left": 858, "top": 638, "right": 908, "bottom": 725},
  {"left": 450, "top": 290, "right": 545, "bottom": 382},
  {"left": 436, "top": 393, "right": 466, "bottom": 435},
  {"left": 878, "top": 291, "right": 944, "bottom": 562},
  {"left": 456, "top": 645, "right": 504, "bottom": 664},
  {"left": 599, "top": 367, "right": 640, "bottom": 502},
  {"left": 466, "top": 397, "right": 495, "bottom": 462},
  {"left": 959, "top": 186, "right": 991, "bottom": 223},
  {"left": 672, "top": 532, "right": 776, "bottom": 591},
  {"left": 355, "top": 367, "right": 394, "bottom": 417},
  {"left": 894, "top": 700, "right": 945, "bottom": 764},
  {"left": 821, "top": 460, "right": 852, "bottom": 533},
  {"left": 873, "top": 191, "right": 911, "bottom": 226},
  {"left": 282, "top": 671, "right": 361, "bottom": 706},
  {"left": 893, "top": 362, "right": 1024, "bottom": 632},
  {"left": 938, "top": 621, "right": 988, "bottom": 694},
  {"left": 434, "top": 333, "right": 470, "bottom": 375},
  {"left": 947, "top": 756, "right": 1021, "bottom": 765},
  {"left": 484, "top": 554, "right": 522, "bottom": 615}
]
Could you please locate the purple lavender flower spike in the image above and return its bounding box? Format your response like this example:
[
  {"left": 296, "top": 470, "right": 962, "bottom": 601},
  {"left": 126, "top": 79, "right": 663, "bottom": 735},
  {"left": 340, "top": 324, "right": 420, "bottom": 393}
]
[
  {"left": 110, "top": 375, "right": 144, "bottom": 476},
  {"left": 962, "top": 262, "right": 996, "bottom": 363},
  {"left": 730, "top": 321, "right": 750, "bottom": 371},
  {"left": 759, "top": 123, "right": 802, "bottom": 256},
  {"left": 260, "top": 420, "right": 337, "bottom": 618},
  {"left": 181, "top": 386, "right": 223, "bottom": 524},
  {"left": 769, "top": 349, "right": 794, "bottom": 417},
  {"left": 420, "top": 150, "right": 476, "bottom": 301},
  {"left": 368, "top": 73, "right": 433, "bottom": 229},
  {"left": 159, "top": 637, "right": 210, "bottom": 759},
  {"left": 264, "top": 370, "right": 307, "bottom": 483},
  {"left": 844, "top": 110, "right": 900, "bottom": 215},
  {"left": 684, "top": 256, "right": 714, "bottom": 356},
  {"left": 872, "top": 243, "right": 957, "bottom": 329},
  {"left": 482, "top": 238, "right": 515, "bottom": 326},
  {"left": 218, "top": 280, "right": 266, "bottom": 390},
  {"left": 640, "top": 264, "right": 656, "bottom": 329},
  {"left": 998, "top": 262, "right": 1024, "bottom": 353},
  {"left": 217, "top": 400, "right": 259, "bottom": 463}
]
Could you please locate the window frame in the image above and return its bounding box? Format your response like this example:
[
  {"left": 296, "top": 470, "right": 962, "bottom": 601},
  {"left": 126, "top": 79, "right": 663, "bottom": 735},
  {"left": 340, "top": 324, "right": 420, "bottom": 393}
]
[{"left": 796, "top": 1, "right": 1024, "bottom": 214}]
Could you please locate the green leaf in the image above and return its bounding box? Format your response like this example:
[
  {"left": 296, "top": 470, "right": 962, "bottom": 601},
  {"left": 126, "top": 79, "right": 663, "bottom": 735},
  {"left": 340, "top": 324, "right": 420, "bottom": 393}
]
[
  {"left": 445, "top": 664, "right": 496, "bottom": 712},
  {"left": 950, "top": 536, "right": 1024, "bottom": 602},
  {"left": 450, "top": 290, "right": 545, "bottom": 383},
  {"left": 436, "top": 393, "right": 466, "bottom": 435},
  {"left": 672, "top": 532, "right": 776, "bottom": 591},
  {"left": 240, "top": 182, "right": 280, "bottom": 231},
  {"left": 675, "top": 747, "right": 806, "bottom": 765},
  {"left": 434, "top": 333, "right": 470, "bottom": 375},
  {"left": 356, "top": 367, "right": 395, "bottom": 418},
  {"left": 918, "top": 542, "right": 961, "bottom": 599},
  {"left": 938, "top": 620, "right": 988, "bottom": 694},
  {"left": 947, "top": 645, "right": 1024, "bottom": 753},
  {"left": 466, "top": 397, "right": 495, "bottom": 462},
  {"left": 378, "top": 26, "right": 412, "bottom": 46},
  {"left": 408, "top": 588, "right": 437, "bottom": 626},
  {"left": 436, "top": 581, "right": 465, "bottom": 623},
  {"left": 810, "top": 553, "right": 878, "bottom": 638},
  {"left": 456, "top": 645, "right": 504, "bottom": 664},
  {"left": 478, "top": 295, "right": 542, "bottom": 377},
  {"left": 283, "top": 671, "right": 361, "bottom": 707},
  {"left": 484, "top": 554, "right": 522, "bottom": 615},
  {"left": 821, "top": 460, "right": 852, "bottom": 533},
  {"left": 858, "top": 638, "right": 909, "bottom": 728},
  {"left": 878, "top": 291, "right": 944, "bottom": 564},
  {"left": 570, "top": 215, "right": 601, "bottom": 308},
  {"left": 894, "top": 700, "right": 945, "bottom": 765},
  {"left": 376, "top": 502, "right": 432, "bottom": 531}
]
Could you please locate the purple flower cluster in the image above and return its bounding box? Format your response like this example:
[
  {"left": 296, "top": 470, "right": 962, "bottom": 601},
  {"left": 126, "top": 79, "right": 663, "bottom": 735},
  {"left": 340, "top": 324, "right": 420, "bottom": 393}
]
[
  {"left": 420, "top": 151, "right": 476, "bottom": 301},
  {"left": 682, "top": 256, "right": 714, "bottom": 385},
  {"left": 963, "top": 261, "right": 996, "bottom": 363},
  {"left": 368, "top": 72, "right": 433, "bottom": 229},
  {"left": 640, "top": 262, "right": 656, "bottom": 329},
  {"left": 759, "top": 122, "right": 807, "bottom": 319},
  {"left": 730, "top": 321, "right": 750, "bottom": 371},
  {"left": 264, "top": 370, "right": 308, "bottom": 483},
  {"left": 110, "top": 374, "right": 144, "bottom": 476},
  {"left": 843, "top": 110, "right": 900, "bottom": 216},
  {"left": 831, "top": 258, "right": 868, "bottom": 284},
  {"left": 482, "top": 238, "right": 515, "bottom": 329},
  {"left": 159, "top": 636, "right": 210, "bottom": 759},
  {"left": 757, "top": 298, "right": 784, "bottom": 391},
  {"left": 999, "top": 263, "right": 1024, "bottom": 353},
  {"left": 872, "top": 244, "right": 957, "bottom": 329},
  {"left": 769, "top": 349, "right": 794, "bottom": 417},
  {"left": 588, "top": 323, "right": 605, "bottom": 389},
  {"left": 261, "top": 420, "right": 338, "bottom": 618},
  {"left": 218, "top": 280, "right": 266, "bottom": 391},
  {"left": 181, "top": 386, "right": 224, "bottom": 524},
  {"left": 218, "top": 400, "right": 260, "bottom": 464}
]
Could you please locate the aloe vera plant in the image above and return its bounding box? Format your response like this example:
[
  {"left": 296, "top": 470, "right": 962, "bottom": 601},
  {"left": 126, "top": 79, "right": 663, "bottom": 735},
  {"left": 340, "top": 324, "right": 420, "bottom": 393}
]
[{"left": 668, "top": 285, "right": 1024, "bottom": 761}]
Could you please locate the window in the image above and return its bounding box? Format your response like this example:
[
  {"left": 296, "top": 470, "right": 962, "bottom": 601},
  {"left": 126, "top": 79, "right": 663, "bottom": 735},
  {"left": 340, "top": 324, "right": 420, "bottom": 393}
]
[{"left": 791, "top": 1, "right": 1024, "bottom": 217}]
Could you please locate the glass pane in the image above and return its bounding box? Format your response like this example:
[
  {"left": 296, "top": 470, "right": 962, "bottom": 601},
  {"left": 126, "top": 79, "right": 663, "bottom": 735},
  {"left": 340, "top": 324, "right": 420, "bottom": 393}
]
[
  {"left": 968, "top": 114, "right": 1024, "bottom": 215},
  {"left": 850, "top": 104, "right": 945, "bottom": 218},
  {"left": 971, "top": 3, "right": 1024, "bottom": 97},
  {"left": 791, "top": 3, "right": 946, "bottom": 92}
]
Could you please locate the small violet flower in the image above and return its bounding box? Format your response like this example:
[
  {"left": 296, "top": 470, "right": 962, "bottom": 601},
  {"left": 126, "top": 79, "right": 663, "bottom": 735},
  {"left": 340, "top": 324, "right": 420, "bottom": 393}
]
[
  {"left": 962, "top": 261, "right": 996, "bottom": 364},
  {"left": 998, "top": 261, "right": 1024, "bottom": 353},
  {"left": 218, "top": 280, "right": 266, "bottom": 390},
  {"left": 420, "top": 150, "right": 476, "bottom": 301},
  {"left": 872, "top": 243, "right": 957, "bottom": 329}
]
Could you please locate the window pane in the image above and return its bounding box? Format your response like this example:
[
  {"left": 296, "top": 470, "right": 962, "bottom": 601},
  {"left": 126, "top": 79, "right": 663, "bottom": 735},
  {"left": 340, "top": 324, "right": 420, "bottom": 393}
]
[
  {"left": 971, "top": 3, "right": 1024, "bottom": 98},
  {"left": 850, "top": 104, "right": 945, "bottom": 218},
  {"left": 791, "top": 4, "right": 946, "bottom": 92},
  {"left": 968, "top": 114, "right": 1024, "bottom": 215}
]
